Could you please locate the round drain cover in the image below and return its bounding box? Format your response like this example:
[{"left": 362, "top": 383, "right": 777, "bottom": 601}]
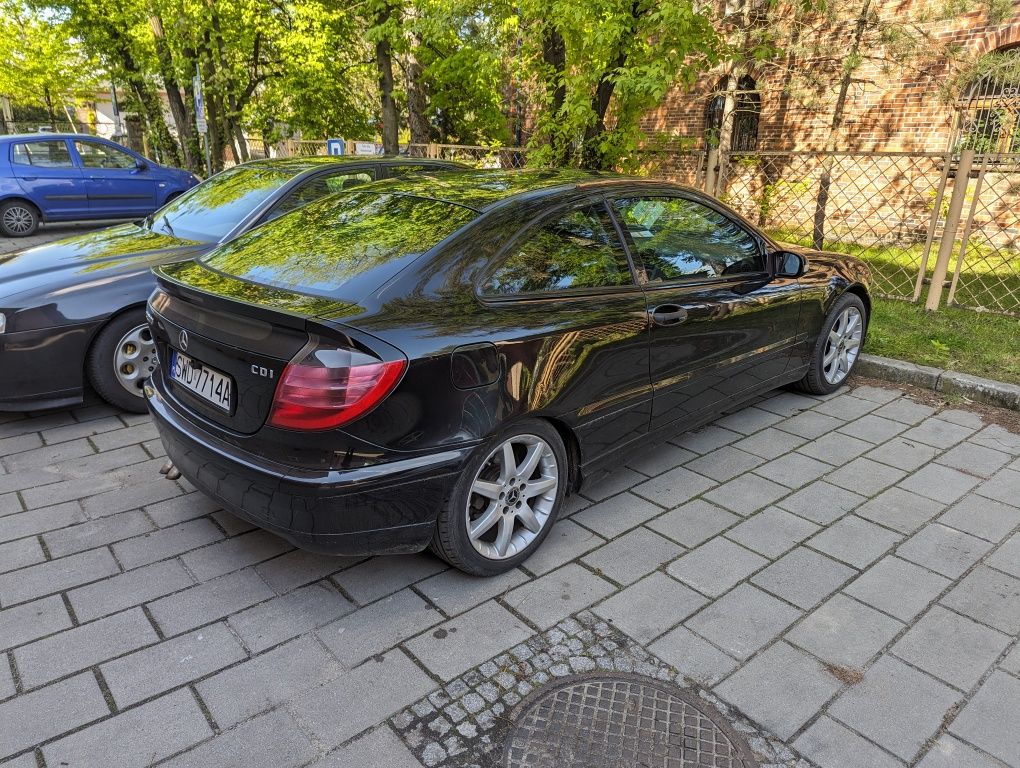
[{"left": 503, "top": 674, "right": 757, "bottom": 768}]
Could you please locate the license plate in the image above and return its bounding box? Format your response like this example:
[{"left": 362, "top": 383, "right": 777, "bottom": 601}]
[{"left": 169, "top": 349, "right": 233, "bottom": 412}]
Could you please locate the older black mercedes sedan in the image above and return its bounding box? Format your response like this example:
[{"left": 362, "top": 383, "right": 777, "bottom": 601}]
[
  {"left": 145, "top": 169, "right": 871, "bottom": 575},
  {"left": 0, "top": 155, "right": 463, "bottom": 412}
]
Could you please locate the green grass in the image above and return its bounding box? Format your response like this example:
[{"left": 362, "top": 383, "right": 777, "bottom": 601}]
[{"left": 867, "top": 298, "right": 1020, "bottom": 385}]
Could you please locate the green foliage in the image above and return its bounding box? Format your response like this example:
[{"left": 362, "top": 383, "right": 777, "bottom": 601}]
[
  {"left": 519, "top": 0, "right": 719, "bottom": 169},
  {"left": 3, "top": 0, "right": 723, "bottom": 168},
  {"left": 251, "top": 0, "right": 375, "bottom": 139},
  {"left": 0, "top": 0, "right": 100, "bottom": 118}
]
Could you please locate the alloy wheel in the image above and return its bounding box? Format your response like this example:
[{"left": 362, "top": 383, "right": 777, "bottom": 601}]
[
  {"left": 822, "top": 306, "right": 863, "bottom": 385},
  {"left": 464, "top": 434, "right": 558, "bottom": 560},
  {"left": 112, "top": 324, "right": 157, "bottom": 397},
  {"left": 2, "top": 205, "right": 35, "bottom": 235}
]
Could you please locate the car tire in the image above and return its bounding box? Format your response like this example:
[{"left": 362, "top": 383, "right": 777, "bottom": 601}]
[
  {"left": 86, "top": 309, "right": 158, "bottom": 413},
  {"left": 0, "top": 200, "right": 40, "bottom": 237},
  {"left": 796, "top": 292, "right": 867, "bottom": 395},
  {"left": 430, "top": 418, "right": 569, "bottom": 576}
]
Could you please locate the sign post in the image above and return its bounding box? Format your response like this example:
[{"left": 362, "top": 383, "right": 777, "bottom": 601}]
[{"left": 194, "top": 69, "right": 212, "bottom": 177}]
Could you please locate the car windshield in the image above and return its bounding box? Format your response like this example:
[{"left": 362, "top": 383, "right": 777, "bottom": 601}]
[
  {"left": 200, "top": 191, "right": 476, "bottom": 297},
  {"left": 148, "top": 165, "right": 294, "bottom": 242}
]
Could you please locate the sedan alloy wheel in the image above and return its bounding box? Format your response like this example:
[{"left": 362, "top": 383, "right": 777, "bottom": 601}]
[
  {"left": 822, "top": 305, "right": 864, "bottom": 385},
  {"left": 465, "top": 434, "right": 559, "bottom": 560}
]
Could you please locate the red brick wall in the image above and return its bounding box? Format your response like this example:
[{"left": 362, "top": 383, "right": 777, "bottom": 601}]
[{"left": 641, "top": 3, "right": 1020, "bottom": 152}]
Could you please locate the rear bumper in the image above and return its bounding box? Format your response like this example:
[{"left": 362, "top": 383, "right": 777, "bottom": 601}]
[
  {"left": 146, "top": 380, "right": 472, "bottom": 555},
  {"left": 0, "top": 323, "right": 93, "bottom": 411}
]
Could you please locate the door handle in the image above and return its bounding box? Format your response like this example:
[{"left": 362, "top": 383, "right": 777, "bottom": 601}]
[
  {"left": 22, "top": 176, "right": 37, "bottom": 181},
  {"left": 649, "top": 305, "right": 689, "bottom": 326}
]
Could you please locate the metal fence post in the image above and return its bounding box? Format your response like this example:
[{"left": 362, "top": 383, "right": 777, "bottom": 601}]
[{"left": 925, "top": 149, "right": 974, "bottom": 312}]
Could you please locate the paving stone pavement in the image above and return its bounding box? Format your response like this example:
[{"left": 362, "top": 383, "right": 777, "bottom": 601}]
[
  {"left": 0, "top": 219, "right": 128, "bottom": 255},
  {"left": 1, "top": 380, "right": 1019, "bottom": 767}
]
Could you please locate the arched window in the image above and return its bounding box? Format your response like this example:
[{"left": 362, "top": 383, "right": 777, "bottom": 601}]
[
  {"left": 955, "top": 46, "right": 1020, "bottom": 153},
  {"left": 704, "top": 75, "right": 760, "bottom": 151},
  {"left": 732, "top": 75, "right": 761, "bottom": 151}
]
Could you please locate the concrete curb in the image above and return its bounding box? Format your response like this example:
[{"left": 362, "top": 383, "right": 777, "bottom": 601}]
[{"left": 858, "top": 353, "right": 1020, "bottom": 411}]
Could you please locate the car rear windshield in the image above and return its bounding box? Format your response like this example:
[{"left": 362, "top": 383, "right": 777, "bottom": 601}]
[
  {"left": 199, "top": 191, "right": 476, "bottom": 297},
  {"left": 150, "top": 165, "right": 295, "bottom": 242}
]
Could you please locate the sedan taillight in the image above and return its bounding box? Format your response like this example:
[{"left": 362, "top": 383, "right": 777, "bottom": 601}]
[{"left": 267, "top": 340, "right": 406, "bottom": 431}]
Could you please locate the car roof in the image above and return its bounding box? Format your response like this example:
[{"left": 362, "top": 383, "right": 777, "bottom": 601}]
[{"left": 350, "top": 168, "right": 687, "bottom": 212}]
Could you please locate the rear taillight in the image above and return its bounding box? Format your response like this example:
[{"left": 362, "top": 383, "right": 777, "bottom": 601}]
[{"left": 267, "top": 339, "right": 406, "bottom": 431}]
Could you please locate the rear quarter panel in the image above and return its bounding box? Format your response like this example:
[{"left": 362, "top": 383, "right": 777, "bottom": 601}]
[{"left": 328, "top": 201, "right": 653, "bottom": 467}]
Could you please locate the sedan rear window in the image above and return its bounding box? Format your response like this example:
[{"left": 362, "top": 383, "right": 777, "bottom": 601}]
[
  {"left": 150, "top": 165, "right": 295, "bottom": 242},
  {"left": 201, "top": 191, "right": 476, "bottom": 297}
]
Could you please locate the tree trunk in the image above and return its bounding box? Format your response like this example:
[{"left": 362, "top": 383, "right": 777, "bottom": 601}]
[
  {"left": 200, "top": 33, "right": 225, "bottom": 172},
  {"left": 149, "top": 13, "right": 198, "bottom": 171},
  {"left": 580, "top": 0, "right": 643, "bottom": 170},
  {"left": 106, "top": 22, "right": 181, "bottom": 166},
  {"left": 374, "top": 3, "right": 399, "bottom": 155},
  {"left": 541, "top": 25, "right": 567, "bottom": 163},
  {"left": 812, "top": 0, "right": 871, "bottom": 250},
  {"left": 43, "top": 88, "right": 55, "bottom": 124},
  {"left": 207, "top": 3, "right": 250, "bottom": 164},
  {"left": 404, "top": 51, "right": 430, "bottom": 144}
]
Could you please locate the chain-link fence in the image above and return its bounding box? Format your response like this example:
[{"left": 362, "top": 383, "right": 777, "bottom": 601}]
[
  {"left": 0, "top": 119, "right": 96, "bottom": 134},
  {"left": 405, "top": 143, "right": 530, "bottom": 168},
  {"left": 704, "top": 150, "right": 1019, "bottom": 316},
  {"left": 630, "top": 150, "right": 707, "bottom": 187},
  {"left": 241, "top": 139, "right": 531, "bottom": 168},
  {"left": 715, "top": 151, "right": 950, "bottom": 302}
]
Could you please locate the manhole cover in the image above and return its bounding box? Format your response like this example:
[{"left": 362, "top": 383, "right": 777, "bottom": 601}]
[{"left": 503, "top": 673, "right": 758, "bottom": 768}]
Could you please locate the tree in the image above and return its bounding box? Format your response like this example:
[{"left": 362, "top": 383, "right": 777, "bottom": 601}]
[
  {"left": 517, "top": 0, "right": 719, "bottom": 169},
  {"left": 0, "top": 1, "right": 100, "bottom": 127},
  {"left": 253, "top": 0, "right": 375, "bottom": 141},
  {"left": 365, "top": 0, "right": 401, "bottom": 154}
]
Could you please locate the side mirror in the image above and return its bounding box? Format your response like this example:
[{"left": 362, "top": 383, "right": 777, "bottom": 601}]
[
  {"left": 135, "top": 159, "right": 149, "bottom": 171},
  {"left": 774, "top": 251, "right": 806, "bottom": 278}
]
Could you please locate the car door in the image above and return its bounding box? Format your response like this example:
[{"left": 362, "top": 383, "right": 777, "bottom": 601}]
[
  {"left": 479, "top": 198, "right": 651, "bottom": 463},
  {"left": 73, "top": 139, "right": 156, "bottom": 216},
  {"left": 608, "top": 192, "right": 802, "bottom": 431},
  {"left": 9, "top": 139, "right": 88, "bottom": 218},
  {"left": 259, "top": 167, "right": 376, "bottom": 223}
]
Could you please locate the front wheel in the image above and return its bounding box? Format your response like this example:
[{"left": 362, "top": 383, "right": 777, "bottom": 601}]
[
  {"left": 797, "top": 293, "right": 867, "bottom": 395},
  {"left": 431, "top": 419, "right": 568, "bottom": 576},
  {"left": 85, "top": 309, "right": 158, "bottom": 413},
  {"left": 1, "top": 200, "right": 40, "bottom": 237}
]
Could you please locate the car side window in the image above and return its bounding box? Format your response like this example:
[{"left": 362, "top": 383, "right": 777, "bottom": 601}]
[
  {"left": 11, "top": 141, "right": 74, "bottom": 168},
  {"left": 268, "top": 171, "right": 375, "bottom": 220},
  {"left": 74, "top": 141, "right": 138, "bottom": 169},
  {"left": 483, "top": 203, "right": 632, "bottom": 296},
  {"left": 611, "top": 196, "right": 764, "bottom": 283}
]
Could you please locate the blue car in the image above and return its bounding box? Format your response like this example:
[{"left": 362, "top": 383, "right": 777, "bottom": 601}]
[{"left": 0, "top": 133, "right": 199, "bottom": 237}]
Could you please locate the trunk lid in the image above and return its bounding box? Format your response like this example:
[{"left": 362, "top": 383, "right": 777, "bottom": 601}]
[{"left": 150, "top": 260, "right": 363, "bottom": 434}]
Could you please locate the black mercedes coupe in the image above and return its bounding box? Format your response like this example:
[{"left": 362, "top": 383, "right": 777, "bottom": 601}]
[
  {"left": 145, "top": 169, "right": 871, "bottom": 575},
  {"left": 0, "top": 156, "right": 463, "bottom": 412}
]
